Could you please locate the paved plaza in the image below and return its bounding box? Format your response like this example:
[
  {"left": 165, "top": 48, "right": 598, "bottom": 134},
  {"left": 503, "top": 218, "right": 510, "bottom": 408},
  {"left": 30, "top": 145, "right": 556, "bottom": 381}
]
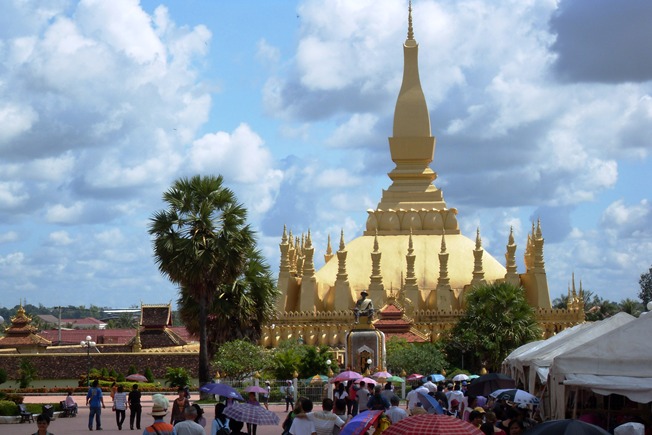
[{"left": 3, "top": 394, "right": 290, "bottom": 435}]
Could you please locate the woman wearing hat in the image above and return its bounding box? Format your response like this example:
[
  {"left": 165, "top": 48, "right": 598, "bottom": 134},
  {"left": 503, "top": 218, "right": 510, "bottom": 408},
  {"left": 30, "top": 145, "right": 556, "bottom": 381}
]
[{"left": 143, "top": 394, "right": 175, "bottom": 435}]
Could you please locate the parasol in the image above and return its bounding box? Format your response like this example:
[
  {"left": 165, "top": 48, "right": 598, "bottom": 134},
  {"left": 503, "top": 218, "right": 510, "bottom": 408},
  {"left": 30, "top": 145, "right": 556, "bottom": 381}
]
[
  {"left": 384, "top": 414, "right": 484, "bottom": 435},
  {"left": 340, "top": 410, "right": 383, "bottom": 435},
  {"left": 222, "top": 402, "right": 280, "bottom": 425},
  {"left": 199, "top": 383, "right": 244, "bottom": 401}
]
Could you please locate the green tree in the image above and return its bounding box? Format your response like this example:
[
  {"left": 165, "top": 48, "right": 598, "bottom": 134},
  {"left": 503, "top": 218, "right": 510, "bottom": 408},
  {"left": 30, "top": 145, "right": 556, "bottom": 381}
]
[
  {"left": 17, "top": 358, "right": 37, "bottom": 388},
  {"left": 639, "top": 265, "right": 652, "bottom": 306},
  {"left": 445, "top": 282, "right": 541, "bottom": 372},
  {"left": 619, "top": 298, "right": 644, "bottom": 317},
  {"left": 144, "top": 367, "right": 154, "bottom": 383},
  {"left": 149, "top": 175, "right": 276, "bottom": 388},
  {"left": 297, "top": 345, "right": 334, "bottom": 379},
  {"left": 552, "top": 294, "right": 568, "bottom": 309},
  {"left": 214, "top": 339, "right": 269, "bottom": 380},
  {"left": 269, "top": 340, "right": 304, "bottom": 380},
  {"left": 177, "top": 248, "right": 277, "bottom": 359},
  {"left": 0, "top": 367, "right": 7, "bottom": 384},
  {"left": 584, "top": 293, "right": 618, "bottom": 321},
  {"left": 386, "top": 337, "right": 447, "bottom": 376}
]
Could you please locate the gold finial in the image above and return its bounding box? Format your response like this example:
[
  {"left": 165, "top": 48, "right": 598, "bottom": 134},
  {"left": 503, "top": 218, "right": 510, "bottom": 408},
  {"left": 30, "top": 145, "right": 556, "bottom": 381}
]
[
  {"left": 407, "top": 0, "right": 414, "bottom": 40},
  {"left": 475, "top": 227, "right": 482, "bottom": 249},
  {"left": 326, "top": 234, "right": 332, "bottom": 255},
  {"left": 339, "top": 229, "right": 345, "bottom": 251}
]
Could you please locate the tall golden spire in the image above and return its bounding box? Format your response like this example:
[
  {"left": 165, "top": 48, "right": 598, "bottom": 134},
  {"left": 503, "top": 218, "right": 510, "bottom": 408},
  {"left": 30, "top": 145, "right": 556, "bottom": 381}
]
[{"left": 407, "top": 0, "right": 414, "bottom": 41}]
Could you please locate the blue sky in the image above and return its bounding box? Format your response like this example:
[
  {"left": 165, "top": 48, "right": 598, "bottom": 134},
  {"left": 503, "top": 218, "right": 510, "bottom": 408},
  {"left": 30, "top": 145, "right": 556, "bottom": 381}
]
[{"left": 0, "top": 0, "right": 650, "bottom": 309}]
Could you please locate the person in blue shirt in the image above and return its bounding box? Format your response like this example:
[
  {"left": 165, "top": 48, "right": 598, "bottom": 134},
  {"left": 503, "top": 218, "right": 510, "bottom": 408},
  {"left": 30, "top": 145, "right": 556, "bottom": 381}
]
[{"left": 86, "top": 379, "right": 106, "bottom": 430}]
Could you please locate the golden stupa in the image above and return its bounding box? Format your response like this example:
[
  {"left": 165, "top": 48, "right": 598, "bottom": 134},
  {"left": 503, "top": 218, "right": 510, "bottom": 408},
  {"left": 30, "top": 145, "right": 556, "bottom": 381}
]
[{"left": 262, "top": 4, "right": 583, "bottom": 360}]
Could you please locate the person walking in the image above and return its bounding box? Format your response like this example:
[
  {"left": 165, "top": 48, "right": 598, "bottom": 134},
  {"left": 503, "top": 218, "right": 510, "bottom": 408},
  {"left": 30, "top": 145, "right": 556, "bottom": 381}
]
[
  {"left": 284, "top": 381, "right": 295, "bottom": 412},
  {"left": 174, "top": 406, "right": 204, "bottom": 435},
  {"left": 113, "top": 385, "right": 128, "bottom": 430},
  {"left": 86, "top": 379, "right": 106, "bottom": 431},
  {"left": 170, "top": 387, "right": 190, "bottom": 425},
  {"left": 128, "top": 383, "right": 142, "bottom": 430},
  {"left": 143, "top": 394, "right": 174, "bottom": 435}
]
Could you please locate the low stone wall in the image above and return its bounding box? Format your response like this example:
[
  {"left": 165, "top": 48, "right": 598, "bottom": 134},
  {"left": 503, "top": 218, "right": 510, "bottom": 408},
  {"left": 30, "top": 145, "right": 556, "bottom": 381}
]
[{"left": 0, "top": 352, "right": 199, "bottom": 380}]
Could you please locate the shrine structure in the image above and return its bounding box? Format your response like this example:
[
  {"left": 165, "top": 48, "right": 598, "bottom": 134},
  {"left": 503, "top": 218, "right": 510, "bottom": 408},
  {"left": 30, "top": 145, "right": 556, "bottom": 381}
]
[{"left": 261, "top": 4, "right": 584, "bottom": 364}]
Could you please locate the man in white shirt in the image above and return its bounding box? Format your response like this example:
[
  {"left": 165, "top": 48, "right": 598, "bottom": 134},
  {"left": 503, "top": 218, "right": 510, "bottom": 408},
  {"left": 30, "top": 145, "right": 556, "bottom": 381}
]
[
  {"left": 385, "top": 396, "right": 408, "bottom": 424},
  {"left": 356, "top": 381, "right": 371, "bottom": 413},
  {"left": 308, "top": 398, "right": 347, "bottom": 435},
  {"left": 290, "top": 397, "right": 317, "bottom": 435},
  {"left": 406, "top": 384, "right": 429, "bottom": 412},
  {"left": 422, "top": 376, "right": 437, "bottom": 394},
  {"left": 174, "top": 406, "right": 205, "bottom": 435}
]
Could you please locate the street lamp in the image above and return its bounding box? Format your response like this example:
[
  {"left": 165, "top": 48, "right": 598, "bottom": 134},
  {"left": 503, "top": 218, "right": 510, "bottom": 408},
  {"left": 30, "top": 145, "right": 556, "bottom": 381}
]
[{"left": 80, "top": 335, "right": 96, "bottom": 387}]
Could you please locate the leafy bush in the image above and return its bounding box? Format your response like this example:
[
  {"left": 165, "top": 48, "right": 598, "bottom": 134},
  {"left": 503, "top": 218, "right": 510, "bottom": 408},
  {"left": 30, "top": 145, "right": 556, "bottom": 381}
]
[
  {"left": 3, "top": 393, "right": 23, "bottom": 404},
  {"left": 164, "top": 367, "right": 190, "bottom": 388},
  {"left": 0, "top": 400, "right": 18, "bottom": 416},
  {"left": 127, "top": 365, "right": 137, "bottom": 376},
  {"left": 0, "top": 368, "right": 7, "bottom": 384},
  {"left": 144, "top": 367, "right": 154, "bottom": 383}
]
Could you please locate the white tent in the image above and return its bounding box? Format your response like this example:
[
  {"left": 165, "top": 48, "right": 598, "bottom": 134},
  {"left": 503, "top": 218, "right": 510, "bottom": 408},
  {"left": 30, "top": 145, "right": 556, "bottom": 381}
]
[
  {"left": 549, "top": 312, "right": 652, "bottom": 419},
  {"left": 503, "top": 312, "right": 635, "bottom": 394},
  {"left": 502, "top": 339, "right": 544, "bottom": 385},
  {"left": 526, "top": 313, "right": 634, "bottom": 393}
]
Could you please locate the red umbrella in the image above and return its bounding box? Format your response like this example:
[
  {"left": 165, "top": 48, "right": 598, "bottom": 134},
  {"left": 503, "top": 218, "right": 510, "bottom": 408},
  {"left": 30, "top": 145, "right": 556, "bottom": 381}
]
[
  {"left": 384, "top": 414, "right": 484, "bottom": 435},
  {"left": 332, "top": 370, "right": 362, "bottom": 383},
  {"left": 125, "top": 374, "right": 148, "bottom": 382},
  {"left": 406, "top": 373, "right": 424, "bottom": 381}
]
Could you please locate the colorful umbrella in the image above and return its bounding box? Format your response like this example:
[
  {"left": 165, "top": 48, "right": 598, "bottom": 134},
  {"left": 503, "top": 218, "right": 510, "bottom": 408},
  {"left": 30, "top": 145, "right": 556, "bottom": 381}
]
[
  {"left": 332, "top": 370, "right": 362, "bottom": 383},
  {"left": 340, "top": 410, "right": 383, "bottom": 435},
  {"left": 355, "top": 377, "right": 376, "bottom": 385},
  {"left": 406, "top": 373, "right": 424, "bottom": 381},
  {"left": 222, "top": 402, "right": 280, "bottom": 425},
  {"left": 372, "top": 371, "right": 392, "bottom": 379},
  {"left": 384, "top": 414, "right": 484, "bottom": 435},
  {"left": 490, "top": 388, "right": 540, "bottom": 405},
  {"left": 523, "top": 419, "right": 610, "bottom": 435},
  {"left": 244, "top": 385, "right": 268, "bottom": 394},
  {"left": 125, "top": 374, "right": 148, "bottom": 382},
  {"left": 417, "top": 392, "right": 444, "bottom": 415},
  {"left": 305, "top": 374, "right": 329, "bottom": 385},
  {"left": 386, "top": 375, "right": 405, "bottom": 383},
  {"left": 452, "top": 373, "right": 470, "bottom": 382},
  {"left": 427, "top": 374, "right": 446, "bottom": 382},
  {"left": 467, "top": 373, "right": 516, "bottom": 397},
  {"left": 199, "top": 383, "right": 244, "bottom": 401}
]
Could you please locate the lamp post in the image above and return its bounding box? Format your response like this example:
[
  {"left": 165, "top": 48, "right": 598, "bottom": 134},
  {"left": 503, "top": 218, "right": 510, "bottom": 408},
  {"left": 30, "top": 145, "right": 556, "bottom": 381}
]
[{"left": 80, "top": 335, "right": 96, "bottom": 387}]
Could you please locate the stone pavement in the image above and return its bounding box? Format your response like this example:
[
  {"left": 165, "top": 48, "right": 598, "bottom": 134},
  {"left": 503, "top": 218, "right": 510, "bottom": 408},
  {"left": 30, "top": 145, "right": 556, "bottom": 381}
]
[{"left": 2, "top": 394, "right": 292, "bottom": 435}]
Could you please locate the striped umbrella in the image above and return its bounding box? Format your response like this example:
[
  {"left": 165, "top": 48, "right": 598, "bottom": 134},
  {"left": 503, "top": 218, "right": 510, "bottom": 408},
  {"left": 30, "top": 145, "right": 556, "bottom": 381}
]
[
  {"left": 384, "top": 414, "right": 484, "bottom": 435},
  {"left": 222, "top": 402, "right": 280, "bottom": 425}
]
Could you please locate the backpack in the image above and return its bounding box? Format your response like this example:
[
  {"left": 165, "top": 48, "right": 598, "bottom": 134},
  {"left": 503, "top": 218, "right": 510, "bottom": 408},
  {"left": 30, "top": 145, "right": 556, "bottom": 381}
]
[
  {"left": 214, "top": 418, "right": 230, "bottom": 435},
  {"left": 281, "top": 411, "right": 295, "bottom": 435}
]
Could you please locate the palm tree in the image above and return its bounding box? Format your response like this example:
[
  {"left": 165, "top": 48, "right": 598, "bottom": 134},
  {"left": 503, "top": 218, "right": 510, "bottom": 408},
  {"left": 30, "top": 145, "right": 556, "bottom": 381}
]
[
  {"left": 149, "top": 175, "right": 270, "bottom": 386},
  {"left": 446, "top": 282, "right": 542, "bottom": 372},
  {"left": 177, "top": 247, "right": 278, "bottom": 359}
]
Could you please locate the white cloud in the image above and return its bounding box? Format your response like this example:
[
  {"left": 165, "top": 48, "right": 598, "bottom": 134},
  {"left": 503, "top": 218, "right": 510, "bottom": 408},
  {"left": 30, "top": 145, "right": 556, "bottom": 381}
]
[
  {"left": 257, "top": 38, "right": 281, "bottom": 66},
  {"left": 45, "top": 202, "right": 85, "bottom": 224},
  {"left": 325, "top": 113, "right": 378, "bottom": 148},
  {"left": 48, "top": 231, "right": 74, "bottom": 246},
  {"left": 0, "top": 182, "right": 29, "bottom": 208},
  {"left": 0, "top": 231, "right": 19, "bottom": 243}
]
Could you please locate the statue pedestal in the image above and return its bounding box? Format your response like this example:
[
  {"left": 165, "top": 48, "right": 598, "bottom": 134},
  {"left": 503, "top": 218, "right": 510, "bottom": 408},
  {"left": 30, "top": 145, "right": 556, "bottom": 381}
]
[{"left": 346, "top": 323, "right": 386, "bottom": 374}]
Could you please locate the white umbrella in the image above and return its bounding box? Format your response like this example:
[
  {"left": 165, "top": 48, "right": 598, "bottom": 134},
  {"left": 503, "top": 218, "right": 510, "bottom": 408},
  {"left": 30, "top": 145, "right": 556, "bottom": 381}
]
[
  {"left": 490, "top": 388, "right": 540, "bottom": 405},
  {"left": 452, "top": 374, "right": 469, "bottom": 382}
]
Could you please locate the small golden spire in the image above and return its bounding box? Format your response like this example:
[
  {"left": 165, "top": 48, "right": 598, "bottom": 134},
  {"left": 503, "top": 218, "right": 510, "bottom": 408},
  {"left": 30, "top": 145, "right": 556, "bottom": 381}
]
[{"left": 407, "top": 0, "right": 414, "bottom": 40}]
